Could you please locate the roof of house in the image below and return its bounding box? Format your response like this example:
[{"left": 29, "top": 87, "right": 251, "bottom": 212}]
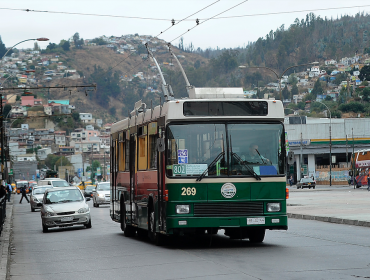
[{"left": 21, "top": 96, "right": 34, "bottom": 106}]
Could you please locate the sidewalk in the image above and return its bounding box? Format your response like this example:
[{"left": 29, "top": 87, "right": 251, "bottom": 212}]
[
  {"left": 287, "top": 184, "right": 370, "bottom": 227},
  {"left": 0, "top": 197, "right": 13, "bottom": 280}
]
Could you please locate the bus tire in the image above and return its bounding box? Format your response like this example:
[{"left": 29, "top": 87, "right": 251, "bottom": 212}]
[
  {"left": 121, "top": 195, "right": 135, "bottom": 237},
  {"left": 248, "top": 228, "right": 265, "bottom": 243}
]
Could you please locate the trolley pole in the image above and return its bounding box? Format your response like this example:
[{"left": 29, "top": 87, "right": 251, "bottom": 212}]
[{"left": 0, "top": 94, "right": 4, "bottom": 182}]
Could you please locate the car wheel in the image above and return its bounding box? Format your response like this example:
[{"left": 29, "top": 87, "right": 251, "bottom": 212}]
[
  {"left": 313, "top": 186, "right": 315, "bottom": 189},
  {"left": 96, "top": 202, "right": 99, "bottom": 208},
  {"left": 248, "top": 228, "right": 265, "bottom": 243},
  {"left": 42, "top": 224, "right": 48, "bottom": 233},
  {"left": 297, "top": 186, "right": 299, "bottom": 189},
  {"left": 85, "top": 219, "right": 92, "bottom": 229},
  {"left": 31, "top": 207, "right": 35, "bottom": 212}
]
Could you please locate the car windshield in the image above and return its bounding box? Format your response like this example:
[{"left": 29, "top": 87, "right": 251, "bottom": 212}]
[
  {"left": 97, "top": 183, "right": 110, "bottom": 190},
  {"left": 45, "top": 189, "right": 83, "bottom": 204},
  {"left": 301, "top": 178, "right": 313, "bottom": 183},
  {"left": 52, "top": 180, "right": 69, "bottom": 187},
  {"left": 86, "top": 186, "right": 95, "bottom": 190},
  {"left": 166, "top": 122, "right": 285, "bottom": 178},
  {"left": 33, "top": 187, "right": 51, "bottom": 195}
]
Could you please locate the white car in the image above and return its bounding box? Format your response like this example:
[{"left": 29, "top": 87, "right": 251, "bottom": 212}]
[
  {"left": 92, "top": 182, "right": 110, "bottom": 207},
  {"left": 39, "top": 187, "right": 91, "bottom": 232}
]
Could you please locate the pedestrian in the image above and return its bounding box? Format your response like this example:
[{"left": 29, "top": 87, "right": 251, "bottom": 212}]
[
  {"left": 367, "top": 175, "right": 370, "bottom": 192},
  {"left": 289, "top": 175, "right": 293, "bottom": 187},
  {"left": 7, "top": 183, "right": 12, "bottom": 202},
  {"left": 19, "top": 184, "right": 29, "bottom": 204}
]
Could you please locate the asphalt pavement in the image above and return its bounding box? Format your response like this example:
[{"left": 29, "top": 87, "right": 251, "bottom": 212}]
[{"left": 1, "top": 185, "right": 369, "bottom": 278}]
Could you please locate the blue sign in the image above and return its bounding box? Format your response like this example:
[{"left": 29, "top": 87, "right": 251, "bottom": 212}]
[
  {"left": 77, "top": 168, "right": 83, "bottom": 177},
  {"left": 178, "top": 149, "right": 188, "bottom": 164},
  {"left": 32, "top": 175, "right": 35, "bottom": 180}
]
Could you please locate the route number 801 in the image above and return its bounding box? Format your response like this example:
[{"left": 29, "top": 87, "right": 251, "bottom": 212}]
[{"left": 181, "top": 187, "right": 196, "bottom": 196}]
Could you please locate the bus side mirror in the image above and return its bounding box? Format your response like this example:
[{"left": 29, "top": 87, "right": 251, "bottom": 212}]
[{"left": 156, "top": 138, "right": 165, "bottom": 152}]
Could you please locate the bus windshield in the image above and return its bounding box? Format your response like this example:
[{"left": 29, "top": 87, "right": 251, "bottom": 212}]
[{"left": 166, "top": 122, "right": 285, "bottom": 178}]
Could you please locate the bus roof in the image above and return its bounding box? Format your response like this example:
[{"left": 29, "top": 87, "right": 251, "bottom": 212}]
[{"left": 111, "top": 97, "right": 284, "bottom": 134}]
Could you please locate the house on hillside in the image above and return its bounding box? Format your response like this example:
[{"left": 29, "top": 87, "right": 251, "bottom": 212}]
[
  {"left": 21, "top": 96, "right": 35, "bottom": 107},
  {"left": 54, "top": 131, "right": 66, "bottom": 146}
]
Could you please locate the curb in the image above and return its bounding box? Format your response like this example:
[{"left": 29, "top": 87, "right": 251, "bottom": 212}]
[
  {"left": 288, "top": 213, "right": 370, "bottom": 227},
  {"left": 0, "top": 199, "right": 13, "bottom": 280}
]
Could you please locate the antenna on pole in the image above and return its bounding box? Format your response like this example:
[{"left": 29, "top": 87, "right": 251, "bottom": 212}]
[
  {"left": 145, "top": 43, "right": 174, "bottom": 102},
  {"left": 167, "top": 43, "right": 193, "bottom": 97}
]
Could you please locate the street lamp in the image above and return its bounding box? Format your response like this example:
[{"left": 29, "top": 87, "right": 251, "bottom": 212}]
[
  {"left": 239, "top": 62, "right": 317, "bottom": 100},
  {"left": 1, "top": 38, "right": 49, "bottom": 60},
  {"left": 315, "top": 100, "right": 332, "bottom": 186}
]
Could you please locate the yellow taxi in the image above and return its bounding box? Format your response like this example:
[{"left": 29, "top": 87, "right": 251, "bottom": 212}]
[{"left": 77, "top": 181, "right": 93, "bottom": 190}]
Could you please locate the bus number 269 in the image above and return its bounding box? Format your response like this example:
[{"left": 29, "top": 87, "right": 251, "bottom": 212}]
[{"left": 181, "top": 187, "right": 196, "bottom": 196}]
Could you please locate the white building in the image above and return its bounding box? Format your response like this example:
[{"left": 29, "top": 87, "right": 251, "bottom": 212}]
[
  {"left": 16, "top": 154, "right": 36, "bottom": 162},
  {"left": 79, "top": 113, "right": 93, "bottom": 122}
]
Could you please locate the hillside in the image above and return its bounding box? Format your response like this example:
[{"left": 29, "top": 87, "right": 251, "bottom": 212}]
[{"left": 39, "top": 39, "right": 208, "bottom": 122}]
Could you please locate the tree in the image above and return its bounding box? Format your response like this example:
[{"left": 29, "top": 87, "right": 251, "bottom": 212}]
[
  {"left": 362, "top": 87, "right": 370, "bottom": 102},
  {"left": 46, "top": 43, "right": 57, "bottom": 51},
  {"left": 73, "top": 32, "right": 84, "bottom": 49},
  {"left": 137, "top": 44, "right": 146, "bottom": 55},
  {"left": 33, "top": 42, "right": 40, "bottom": 51},
  {"left": 2, "top": 104, "right": 11, "bottom": 117},
  {"left": 282, "top": 86, "right": 290, "bottom": 99},
  {"left": 0, "top": 36, "right": 7, "bottom": 58},
  {"left": 290, "top": 84, "right": 299, "bottom": 98},
  {"left": 359, "top": 65, "right": 370, "bottom": 81},
  {"left": 60, "top": 40, "right": 70, "bottom": 51},
  {"left": 311, "top": 79, "right": 324, "bottom": 97}
]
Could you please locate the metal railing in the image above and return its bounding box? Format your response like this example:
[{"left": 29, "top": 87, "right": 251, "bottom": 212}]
[{"left": 0, "top": 196, "right": 6, "bottom": 234}]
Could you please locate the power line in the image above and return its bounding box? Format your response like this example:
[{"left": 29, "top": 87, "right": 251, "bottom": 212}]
[
  {"left": 1, "top": 5, "right": 370, "bottom": 22},
  {"left": 170, "top": 0, "right": 248, "bottom": 43},
  {"left": 155, "top": 0, "right": 220, "bottom": 38}
]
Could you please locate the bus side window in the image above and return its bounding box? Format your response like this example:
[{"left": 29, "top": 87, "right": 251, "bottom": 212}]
[
  {"left": 149, "top": 134, "right": 158, "bottom": 169},
  {"left": 138, "top": 126, "right": 148, "bottom": 170}
]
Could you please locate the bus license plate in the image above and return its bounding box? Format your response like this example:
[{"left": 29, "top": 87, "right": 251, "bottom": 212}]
[
  {"left": 247, "top": 218, "right": 265, "bottom": 225},
  {"left": 61, "top": 216, "right": 73, "bottom": 222}
]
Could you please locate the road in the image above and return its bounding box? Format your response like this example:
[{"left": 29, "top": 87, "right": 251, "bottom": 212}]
[{"left": 9, "top": 196, "right": 370, "bottom": 280}]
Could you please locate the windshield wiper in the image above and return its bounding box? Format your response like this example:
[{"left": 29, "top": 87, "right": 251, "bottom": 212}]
[
  {"left": 231, "top": 152, "right": 261, "bottom": 180},
  {"left": 254, "top": 149, "right": 271, "bottom": 165},
  {"left": 196, "top": 151, "right": 225, "bottom": 182},
  {"left": 59, "top": 199, "right": 74, "bottom": 203}
]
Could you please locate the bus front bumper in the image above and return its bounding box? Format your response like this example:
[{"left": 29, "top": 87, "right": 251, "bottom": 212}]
[{"left": 166, "top": 215, "right": 288, "bottom": 232}]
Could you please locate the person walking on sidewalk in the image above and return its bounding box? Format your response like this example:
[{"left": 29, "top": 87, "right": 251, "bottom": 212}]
[
  {"left": 7, "top": 183, "right": 12, "bottom": 202},
  {"left": 19, "top": 184, "right": 29, "bottom": 203},
  {"left": 289, "top": 175, "right": 293, "bottom": 187}
]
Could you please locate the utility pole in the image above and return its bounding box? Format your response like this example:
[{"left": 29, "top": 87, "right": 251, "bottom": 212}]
[
  {"left": 0, "top": 94, "right": 4, "bottom": 184},
  {"left": 352, "top": 128, "right": 355, "bottom": 189}
]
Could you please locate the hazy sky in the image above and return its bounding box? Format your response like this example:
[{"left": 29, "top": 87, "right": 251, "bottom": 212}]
[{"left": 1, "top": 0, "right": 370, "bottom": 51}]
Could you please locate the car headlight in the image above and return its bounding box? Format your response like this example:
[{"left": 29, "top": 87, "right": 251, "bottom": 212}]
[
  {"left": 33, "top": 197, "right": 39, "bottom": 202},
  {"left": 98, "top": 193, "right": 105, "bottom": 197},
  {"left": 46, "top": 211, "right": 56, "bottom": 217},
  {"left": 176, "top": 205, "right": 190, "bottom": 214},
  {"left": 267, "top": 202, "right": 281, "bottom": 212},
  {"left": 78, "top": 207, "right": 89, "bottom": 213}
]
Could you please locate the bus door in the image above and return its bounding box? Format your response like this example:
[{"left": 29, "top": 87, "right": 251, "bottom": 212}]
[
  {"left": 157, "top": 132, "right": 166, "bottom": 232},
  {"left": 129, "top": 135, "right": 136, "bottom": 224}
]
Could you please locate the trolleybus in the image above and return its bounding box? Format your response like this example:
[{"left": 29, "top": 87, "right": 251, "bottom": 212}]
[{"left": 110, "top": 87, "right": 288, "bottom": 244}]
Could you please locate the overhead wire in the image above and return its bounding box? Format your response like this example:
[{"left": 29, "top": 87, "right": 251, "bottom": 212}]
[
  {"left": 1, "top": 5, "right": 370, "bottom": 21},
  {"left": 117, "top": 0, "right": 221, "bottom": 80},
  {"left": 170, "top": 0, "right": 248, "bottom": 43}
]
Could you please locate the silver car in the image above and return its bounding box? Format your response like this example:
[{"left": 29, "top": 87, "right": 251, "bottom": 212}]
[
  {"left": 39, "top": 187, "right": 91, "bottom": 233},
  {"left": 30, "top": 186, "right": 52, "bottom": 212},
  {"left": 92, "top": 182, "right": 110, "bottom": 207}
]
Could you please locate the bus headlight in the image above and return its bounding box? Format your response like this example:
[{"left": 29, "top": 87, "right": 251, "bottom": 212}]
[
  {"left": 267, "top": 202, "right": 281, "bottom": 212},
  {"left": 176, "top": 205, "right": 190, "bottom": 214}
]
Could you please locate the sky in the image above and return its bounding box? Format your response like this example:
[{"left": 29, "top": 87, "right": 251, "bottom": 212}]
[{"left": 1, "top": 0, "right": 370, "bottom": 51}]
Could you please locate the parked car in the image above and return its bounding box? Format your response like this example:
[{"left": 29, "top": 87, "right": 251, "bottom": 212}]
[
  {"left": 83, "top": 185, "right": 96, "bottom": 198},
  {"left": 92, "top": 182, "right": 110, "bottom": 207},
  {"left": 297, "top": 178, "right": 316, "bottom": 189},
  {"left": 39, "top": 187, "right": 91, "bottom": 233},
  {"left": 30, "top": 186, "right": 52, "bottom": 212}
]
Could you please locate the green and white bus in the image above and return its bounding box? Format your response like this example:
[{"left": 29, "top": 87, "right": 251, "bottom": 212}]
[{"left": 110, "top": 87, "right": 288, "bottom": 244}]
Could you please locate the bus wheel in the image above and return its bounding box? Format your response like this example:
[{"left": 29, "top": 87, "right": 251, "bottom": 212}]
[
  {"left": 120, "top": 197, "right": 135, "bottom": 237},
  {"left": 248, "top": 228, "right": 265, "bottom": 243}
]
